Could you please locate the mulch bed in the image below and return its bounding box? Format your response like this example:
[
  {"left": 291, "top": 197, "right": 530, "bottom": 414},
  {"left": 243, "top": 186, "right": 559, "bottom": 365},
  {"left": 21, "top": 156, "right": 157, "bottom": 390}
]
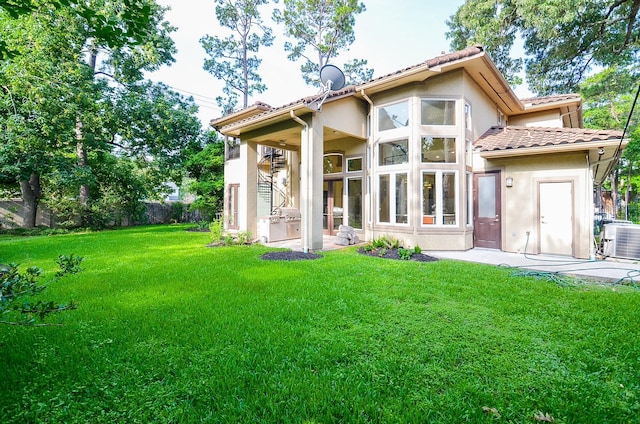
[
  {"left": 357, "top": 248, "right": 439, "bottom": 262},
  {"left": 260, "top": 248, "right": 439, "bottom": 262},
  {"left": 260, "top": 251, "right": 323, "bottom": 261}
]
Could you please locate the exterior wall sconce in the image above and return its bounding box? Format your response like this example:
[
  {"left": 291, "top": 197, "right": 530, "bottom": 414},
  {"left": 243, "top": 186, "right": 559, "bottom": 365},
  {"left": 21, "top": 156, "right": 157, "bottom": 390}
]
[{"left": 506, "top": 177, "right": 513, "bottom": 187}]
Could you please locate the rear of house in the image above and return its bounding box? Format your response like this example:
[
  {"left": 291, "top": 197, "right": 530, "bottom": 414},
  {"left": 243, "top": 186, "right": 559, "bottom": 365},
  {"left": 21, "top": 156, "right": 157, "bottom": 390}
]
[{"left": 212, "top": 46, "right": 625, "bottom": 259}]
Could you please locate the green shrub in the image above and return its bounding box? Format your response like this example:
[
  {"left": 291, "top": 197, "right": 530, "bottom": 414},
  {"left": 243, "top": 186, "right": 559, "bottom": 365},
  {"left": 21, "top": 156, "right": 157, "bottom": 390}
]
[
  {"left": 398, "top": 247, "right": 413, "bottom": 260},
  {"left": 209, "top": 219, "right": 223, "bottom": 242},
  {"left": 371, "top": 235, "right": 400, "bottom": 249},
  {"left": 236, "top": 231, "right": 252, "bottom": 245}
]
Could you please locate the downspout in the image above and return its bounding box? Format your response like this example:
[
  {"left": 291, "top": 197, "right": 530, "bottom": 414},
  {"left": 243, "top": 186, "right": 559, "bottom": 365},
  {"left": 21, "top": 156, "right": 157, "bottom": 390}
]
[
  {"left": 290, "top": 110, "right": 311, "bottom": 253},
  {"left": 361, "top": 90, "right": 374, "bottom": 241}
]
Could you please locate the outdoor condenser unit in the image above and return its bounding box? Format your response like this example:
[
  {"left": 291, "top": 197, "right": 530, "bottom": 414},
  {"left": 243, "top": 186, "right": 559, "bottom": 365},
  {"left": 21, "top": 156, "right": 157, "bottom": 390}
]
[{"left": 601, "top": 223, "right": 640, "bottom": 260}]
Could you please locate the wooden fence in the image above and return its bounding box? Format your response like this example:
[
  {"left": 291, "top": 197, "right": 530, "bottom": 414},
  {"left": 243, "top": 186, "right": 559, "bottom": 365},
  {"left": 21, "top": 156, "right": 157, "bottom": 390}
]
[{"left": 0, "top": 200, "right": 205, "bottom": 229}]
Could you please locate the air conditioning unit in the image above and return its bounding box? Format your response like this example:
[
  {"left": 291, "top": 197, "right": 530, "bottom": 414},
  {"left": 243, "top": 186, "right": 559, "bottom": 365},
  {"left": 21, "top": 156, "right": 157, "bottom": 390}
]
[{"left": 601, "top": 223, "right": 640, "bottom": 260}]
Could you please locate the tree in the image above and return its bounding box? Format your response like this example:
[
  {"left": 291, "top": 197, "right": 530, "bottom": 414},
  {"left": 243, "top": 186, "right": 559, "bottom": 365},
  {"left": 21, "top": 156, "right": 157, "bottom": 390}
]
[
  {"left": 201, "top": 0, "right": 275, "bottom": 112},
  {"left": 580, "top": 67, "right": 640, "bottom": 220},
  {"left": 446, "top": 0, "right": 640, "bottom": 95},
  {"left": 272, "top": 0, "right": 373, "bottom": 88},
  {"left": 0, "top": 7, "right": 84, "bottom": 227},
  {"left": 0, "top": 2, "right": 203, "bottom": 228},
  {"left": 185, "top": 131, "right": 226, "bottom": 221}
]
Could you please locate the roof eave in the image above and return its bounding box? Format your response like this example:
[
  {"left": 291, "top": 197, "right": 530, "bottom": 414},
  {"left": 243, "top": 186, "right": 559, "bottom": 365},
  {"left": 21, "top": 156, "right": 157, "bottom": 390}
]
[
  {"left": 209, "top": 102, "right": 272, "bottom": 129},
  {"left": 214, "top": 102, "right": 316, "bottom": 137},
  {"left": 478, "top": 138, "right": 627, "bottom": 158}
]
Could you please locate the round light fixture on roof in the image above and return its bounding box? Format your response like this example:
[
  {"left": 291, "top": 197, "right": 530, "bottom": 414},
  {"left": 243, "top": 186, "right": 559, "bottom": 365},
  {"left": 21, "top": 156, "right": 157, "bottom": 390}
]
[{"left": 319, "top": 64, "right": 345, "bottom": 91}]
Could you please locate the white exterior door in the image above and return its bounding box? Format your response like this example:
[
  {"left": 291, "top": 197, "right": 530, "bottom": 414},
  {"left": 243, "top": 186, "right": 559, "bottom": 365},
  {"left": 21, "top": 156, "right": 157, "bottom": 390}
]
[{"left": 539, "top": 182, "right": 573, "bottom": 256}]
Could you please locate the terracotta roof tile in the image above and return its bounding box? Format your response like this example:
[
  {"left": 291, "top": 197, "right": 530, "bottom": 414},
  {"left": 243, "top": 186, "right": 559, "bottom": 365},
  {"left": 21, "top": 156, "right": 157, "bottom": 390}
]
[
  {"left": 520, "top": 93, "right": 581, "bottom": 106},
  {"left": 361, "top": 45, "right": 485, "bottom": 86},
  {"left": 474, "top": 126, "right": 623, "bottom": 152}
]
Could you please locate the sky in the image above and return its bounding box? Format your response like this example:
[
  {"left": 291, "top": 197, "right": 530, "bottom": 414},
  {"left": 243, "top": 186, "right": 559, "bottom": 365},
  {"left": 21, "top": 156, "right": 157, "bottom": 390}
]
[{"left": 148, "top": 0, "right": 510, "bottom": 128}]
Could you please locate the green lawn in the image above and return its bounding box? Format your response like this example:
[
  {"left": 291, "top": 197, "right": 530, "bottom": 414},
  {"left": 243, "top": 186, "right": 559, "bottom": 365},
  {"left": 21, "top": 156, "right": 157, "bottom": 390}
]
[{"left": 1, "top": 225, "right": 639, "bottom": 423}]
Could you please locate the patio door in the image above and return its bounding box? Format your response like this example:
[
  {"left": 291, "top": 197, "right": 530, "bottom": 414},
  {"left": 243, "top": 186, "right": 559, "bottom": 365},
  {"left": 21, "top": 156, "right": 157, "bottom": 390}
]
[
  {"left": 323, "top": 179, "right": 344, "bottom": 235},
  {"left": 474, "top": 172, "right": 501, "bottom": 249}
]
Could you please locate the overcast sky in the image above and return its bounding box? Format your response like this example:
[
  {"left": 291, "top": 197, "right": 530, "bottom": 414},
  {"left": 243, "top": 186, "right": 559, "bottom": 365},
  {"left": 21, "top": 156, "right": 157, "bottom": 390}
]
[{"left": 149, "top": 0, "right": 522, "bottom": 128}]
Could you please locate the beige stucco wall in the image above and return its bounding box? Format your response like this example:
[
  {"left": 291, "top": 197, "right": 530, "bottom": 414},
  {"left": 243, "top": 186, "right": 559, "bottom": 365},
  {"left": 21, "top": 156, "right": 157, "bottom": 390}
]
[
  {"left": 224, "top": 142, "right": 257, "bottom": 235},
  {"left": 364, "top": 70, "right": 485, "bottom": 250},
  {"left": 510, "top": 110, "right": 562, "bottom": 127},
  {"left": 321, "top": 97, "right": 368, "bottom": 139},
  {"left": 475, "top": 151, "right": 593, "bottom": 259}
]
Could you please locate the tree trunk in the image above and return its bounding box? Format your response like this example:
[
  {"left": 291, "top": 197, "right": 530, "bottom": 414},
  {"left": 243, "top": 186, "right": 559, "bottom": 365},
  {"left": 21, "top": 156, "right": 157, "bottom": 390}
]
[
  {"left": 19, "top": 173, "right": 41, "bottom": 229},
  {"left": 76, "top": 43, "right": 97, "bottom": 209},
  {"left": 76, "top": 119, "right": 90, "bottom": 206},
  {"left": 611, "top": 169, "right": 620, "bottom": 219}
]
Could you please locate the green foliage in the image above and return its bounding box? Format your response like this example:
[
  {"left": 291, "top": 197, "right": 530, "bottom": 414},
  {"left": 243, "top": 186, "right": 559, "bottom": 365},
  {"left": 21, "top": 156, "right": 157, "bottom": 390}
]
[
  {"left": 447, "top": 0, "right": 640, "bottom": 94},
  {"left": 235, "top": 230, "right": 252, "bottom": 245},
  {"left": 201, "top": 0, "right": 274, "bottom": 110},
  {"left": 1, "top": 225, "right": 640, "bottom": 422},
  {"left": 0, "top": 254, "right": 82, "bottom": 326},
  {"left": 397, "top": 247, "right": 413, "bottom": 260},
  {"left": 209, "top": 218, "right": 224, "bottom": 242},
  {"left": 370, "top": 235, "right": 400, "bottom": 249},
  {"left": 413, "top": 245, "right": 422, "bottom": 254},
  {"left": 186, "top": 132, "right": 225, "bottom": 221},
  {"left": 0, "top": 0, "right": 201, "bottom": 229},
  {"left": 170, "top": 202, "right": 185, "bottom": 223},
  {"left": 273, "top": 0, "right": 372, "bottom": 87}
]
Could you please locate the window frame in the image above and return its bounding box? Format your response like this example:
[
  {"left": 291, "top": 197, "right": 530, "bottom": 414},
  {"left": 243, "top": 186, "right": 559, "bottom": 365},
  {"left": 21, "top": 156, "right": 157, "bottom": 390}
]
[
  {"left": 421, "top": 170, "right": 459, "bottom": 227},
  {"left": 346, "top": 156, "right": 363, "bottom": 173},
  {"left": 378, "top": 138, "right": 409, "bottom": 167},
  {"left": 377, "top": 100, "right": 410, "bottom": 132},
  {"left": 420, "top": 98, "right": 457, "bottom": 126},
  {"left": 377, "top": 171, "right": 410, "bottom": 225},
  {"left": 420, "top": 136, "right": 458, "bottom": 164}
]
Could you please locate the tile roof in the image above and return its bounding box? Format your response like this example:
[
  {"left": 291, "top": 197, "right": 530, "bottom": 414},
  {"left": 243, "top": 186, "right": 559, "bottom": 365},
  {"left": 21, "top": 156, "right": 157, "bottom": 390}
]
[
  {"left": 474, "top": 126, "right": 623, "bottom": 152},
  {"left": 360, "top": 45, "right": 485, "bottom": 86},
  {"left": 211, "top": 46, "right": 487, "bottom": 129},
  {"left": 520, "top": 93, "right": 581, "bottom": 106}
]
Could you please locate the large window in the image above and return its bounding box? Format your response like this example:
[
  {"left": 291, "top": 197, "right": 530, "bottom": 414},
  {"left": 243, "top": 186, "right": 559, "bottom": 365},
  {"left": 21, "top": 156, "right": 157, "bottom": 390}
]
[
  {"left": 379, "top": 139, "right": 409, "bottom": 166},
  {"left": 421, "top": 137, "right": 457, "bottom": 163},
  {"left": 421, "top": 100, "right": 456, "bottom": 125},
  {"left": 422, "top": 171, "right": 457, "bottom": 226},
  {"left": 379, "top": 173, "right": 408, "bottom": 224},
  {"left": 378, "top": 101, "right": 409, "bottom": 131}
]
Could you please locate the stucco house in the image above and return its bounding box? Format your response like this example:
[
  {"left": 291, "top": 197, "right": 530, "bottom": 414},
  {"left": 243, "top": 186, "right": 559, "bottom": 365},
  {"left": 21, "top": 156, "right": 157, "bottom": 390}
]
[{"left": 211, "top": 45, "right": 626, "bottom": 259}]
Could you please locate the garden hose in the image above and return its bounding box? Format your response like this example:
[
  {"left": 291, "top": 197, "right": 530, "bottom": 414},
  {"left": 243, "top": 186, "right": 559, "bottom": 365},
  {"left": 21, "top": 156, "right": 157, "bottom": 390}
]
[{"left": 499, "top": 233, "right": 639, "bottom": 289}]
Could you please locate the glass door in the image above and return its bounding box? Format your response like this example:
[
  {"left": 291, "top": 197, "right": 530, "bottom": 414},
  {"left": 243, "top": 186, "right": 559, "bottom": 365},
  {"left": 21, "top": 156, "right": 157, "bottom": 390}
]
[{"left": 323, "top": 180, "right": 344, "bottom": 235}]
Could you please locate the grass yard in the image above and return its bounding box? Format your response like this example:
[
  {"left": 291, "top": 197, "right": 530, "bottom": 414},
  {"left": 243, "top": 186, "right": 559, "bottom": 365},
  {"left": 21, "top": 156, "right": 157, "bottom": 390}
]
[{"left": 1, "top": 224, "right": 639, "bottom": 423}]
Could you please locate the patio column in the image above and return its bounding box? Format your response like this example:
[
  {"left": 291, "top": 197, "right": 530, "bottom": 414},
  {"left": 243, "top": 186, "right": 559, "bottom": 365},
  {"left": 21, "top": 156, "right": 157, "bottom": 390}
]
[
  {"left": 241, "top": 141, "right": 258, "bottom": 236},
  {"left": 299, "top": 112, "right": 324, "bottom": 252}
]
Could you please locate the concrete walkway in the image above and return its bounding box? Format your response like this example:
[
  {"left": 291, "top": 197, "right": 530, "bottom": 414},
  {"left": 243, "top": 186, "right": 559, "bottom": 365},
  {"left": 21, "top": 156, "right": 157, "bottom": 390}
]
[
  {"left": 263, "top": 237, "right": 639, "bottom": 284},
  {"left": 427, "top": 248, "right": 640, "bottom": 284}
]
